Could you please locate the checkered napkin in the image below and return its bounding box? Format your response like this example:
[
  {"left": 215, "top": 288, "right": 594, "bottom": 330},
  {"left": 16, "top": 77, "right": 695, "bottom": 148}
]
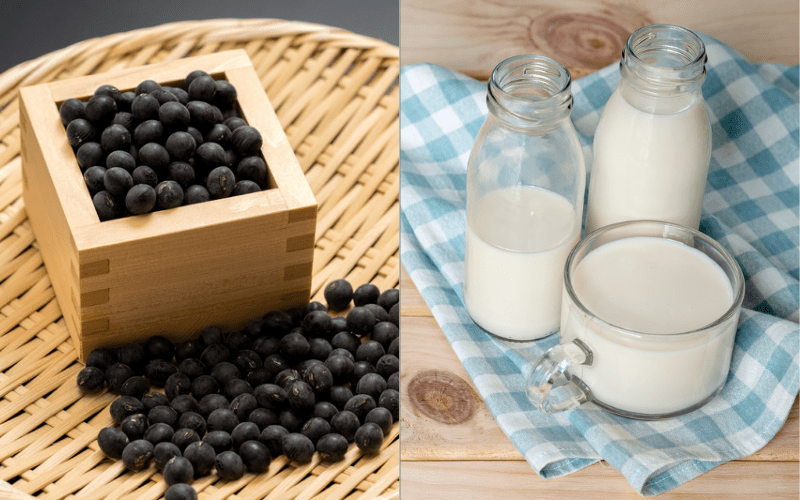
[{"left": 400, "top": 34, "right": 799, "bottom": 496}]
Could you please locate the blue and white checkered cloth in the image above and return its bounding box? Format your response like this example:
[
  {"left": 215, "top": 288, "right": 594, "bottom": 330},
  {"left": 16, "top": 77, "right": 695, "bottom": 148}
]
[{"left": 400, "top": 34, "right": 799, "bottom": 496}]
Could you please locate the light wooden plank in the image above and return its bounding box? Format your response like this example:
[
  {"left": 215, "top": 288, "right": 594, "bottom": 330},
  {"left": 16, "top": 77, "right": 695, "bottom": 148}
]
[
  {"left": 400, "top": 314, "right": 523, "bottom": 461},
  {"left": 400, "top": 460, "right": 800, "bottom": 499},
  {"left": 399, "top": 264, "right": 432, "bottom": 318},
  {"left": 401, "top": 0, "right": 799, "bottom": 80}
]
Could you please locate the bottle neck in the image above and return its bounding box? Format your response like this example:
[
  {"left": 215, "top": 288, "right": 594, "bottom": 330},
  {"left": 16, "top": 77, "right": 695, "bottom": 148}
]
[
  {"left": 486, "top": 55, "right": 573, "bottom": 133},
  {"left": 619, "top": 24, "right": 707, "bottom": 98}
]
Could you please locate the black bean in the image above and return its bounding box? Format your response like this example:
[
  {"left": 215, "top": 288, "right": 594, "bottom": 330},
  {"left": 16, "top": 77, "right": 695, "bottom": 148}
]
[
  {"left": 231, "top": 422, "right": 260, "bottom": 452},
  {"left": 230, "top": 392, "right": 259, "bottom": 422},
  {"left": 60, "top": 98, "right": 86, "bottom": 127},
  {"left": 77, "top": 366, "right": 105, "bottom": 394},
  {"left": 120, "top": 376, "right": 150, "bottom": 399},
  {"left": 347, "top": 307, "right": 376, "bottom": 337},
  {"left": 66, "top": 118, "right": 96, "bottom": 148},
  {"left": 83, "top": 166, "right": 107, "bottom": 195},
  {"left": 354, "top": 422, "right": 383, "bottom": 454},
  {"left": 190, "top": 375, "right": 219, "bottom": 401},
  {"left": 183, "top": 441, "right": 216, "bottom": 478},
  {"left": 126, "top": 183, "right": 156, "bottom": 215},
  {"left": 232, "top": 180, "right": 260, "bottom": 196},
  {"left": 97, "top": 426, "right": 129, "bottom": 459},
  {"left": 238, "top": 439, "right": 271, "bottom": 473},
  {"left": 248, "top": 408, "right": 279, "bottom": 431},
  {"left": 198, "top": 393, "right": 229, "bottom": 418},
  {"left": 106, "top": 363, "right": 136, "bottom": 393},
  {"left": 177, "top": 358, "right": 206, "bottom": 380},
  {"left": 175, "top": 341, "right": 204, "bottom": 363},
  {"left": 159, "top": 102, "right": 191, "bottom": 131},
  {"left": 229, "top": 125, "right": 262, "bottom": 156},
  {"left": 156, "top": 180, "right": 184, "bottom": 210},
  {"left": 207, "top": 408, "right": 239, "bottom": 434},
  {"left": 378, "top": 389, "right": 400, "bottom": 422},
  {"left": 141, "top": 391, "right": 170, "bottom": 411},
  {"left": 145, "top": 359, "right": 177, "bottom": 388},
  {"left": 202, "top": 430, "right": 232, "bottom": 455},
  {"left": 171, "top": 428, "right": 201, "bottom": 452},
  {"left": 153, "top": 442, "right": 182, "bottom": 470},
  {"left": 356, "top": 340, "right": 385, "bottom": 366},
  {"left": 148, "top": 405, "right": 178, "bottom": 427},
  {"left": 365, "top": 407, "right": 393, "bottom": 436},
  {"left": 330, "top": 410, "right": 360, "bottom": 442},
  {"left": 121, "top": 439, "right": 154, "bottom": 471},
  {"left": 316, "top": 433, "right": 348, "bottom": 462},
  {"left": 324, "top": 279, "right": 353, "bottom": 311},
  {"left": 133, "top": 119, "right": 163, "bottom": 146},
  {"left": 170, "top": 395, "right": 200, "bottom": 416},
  {"left": 206, "top": 166, "right": 235, "bottom": 199},
  {"left": 85, "top": 95, "right": 117, "bottom": 124},
  {"left": 258, "top": 425, "right": 288, "bottom": 458},
  {"left": 103, "top": 166, "right": 133, "bottom": 197},
  {"left": 328, "top": 386, "right": 354, "bottom": 411},
  {"left": 300, "top": 417, "right": 331, "bottom": 446},
  {"left": 165, "top": 131, "right": 196, "bottom": 161},
  {"left": 325, "top": 355, "right": 355, "bottom": 385},
  {"left": 353, "top": 283, "right": 381, "bottom": 307},
  {"left": 178, "top": 411, "right": 207, "bottom": 436},
  {"left": 101, "top": 124, "right": 131, "bottom": 152},
  {"left": 282, "top": 432, "right": 315, "bottom": 464},
  {"left": 165, "top": 484, "right": 197, "bottom": 500},
  {"left": 143, "top": 422, "right": 174, "bottom": 445},
  {"left": 120, "top": 413, "right": 149, "bottom": 441},
  {"left": 287, "top": 380, "right": 316, "bottom": 411},
  {"left": 235, "top": 156, "right": 267, "bottom": 185},
  {"left": 215, "top": 450, "right": 244, "bottom": 481},
  {"left": 344, "top": 394, "right": 376, "bottom": 423},
  {"left": 164, "top": 456, "right": 194, "bottom": 486},
  {"left": 375, "top": 354, "right": 399, "bottom": 379},
  {"left": 76, "top": 142, "right": 105, "bottom": 171}
]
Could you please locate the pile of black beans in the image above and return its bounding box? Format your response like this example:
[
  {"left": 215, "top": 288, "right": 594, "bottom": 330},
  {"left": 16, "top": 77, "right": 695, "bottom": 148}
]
[
  {"left": 59, "top": 71, "right": 268, "bottom": 221},
  {"left": 77, "top": 279, "right": 398, "bottom": 500}
]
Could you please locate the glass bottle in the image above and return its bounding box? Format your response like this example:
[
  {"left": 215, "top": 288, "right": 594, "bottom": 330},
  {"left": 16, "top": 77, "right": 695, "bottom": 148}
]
[
  {"left": 585, "top": 24, "right": 711, "bottom": 233},
  {"left": 464, "top": 55, "right": 585, "bottom": 342}
]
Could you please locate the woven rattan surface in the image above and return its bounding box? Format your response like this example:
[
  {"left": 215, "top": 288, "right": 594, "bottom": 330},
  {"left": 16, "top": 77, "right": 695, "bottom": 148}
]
[{"left": 0, "top": 19, "right": 399, "bottom": 500}]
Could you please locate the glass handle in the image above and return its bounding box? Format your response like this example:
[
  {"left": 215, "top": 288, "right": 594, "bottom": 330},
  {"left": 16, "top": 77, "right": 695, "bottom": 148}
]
[{"left": 526, "top": 339, "right": 593, "bottom": 413}]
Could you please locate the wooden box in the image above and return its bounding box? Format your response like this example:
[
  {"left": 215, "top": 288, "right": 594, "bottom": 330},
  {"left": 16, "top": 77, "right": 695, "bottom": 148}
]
[{"left": 19, "top": 50, "right": 317, "bottom": 362}]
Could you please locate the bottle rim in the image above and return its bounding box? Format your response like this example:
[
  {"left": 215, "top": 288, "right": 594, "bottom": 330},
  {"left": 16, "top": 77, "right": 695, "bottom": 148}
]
[
  {"left": 621, "top": 24, "right": 707, "bottom": 94},
  {"left": 487, "top": 54, "right": 573, "bottom": 128}
]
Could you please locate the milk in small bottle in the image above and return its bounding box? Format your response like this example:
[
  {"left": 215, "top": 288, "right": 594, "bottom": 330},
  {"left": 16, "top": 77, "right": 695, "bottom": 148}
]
[
  {"left": 585, "top": 24, "right": 711, "bottom": 233},
  {"left": 464, "top": 55, "right": 585, "bottom": 341}
]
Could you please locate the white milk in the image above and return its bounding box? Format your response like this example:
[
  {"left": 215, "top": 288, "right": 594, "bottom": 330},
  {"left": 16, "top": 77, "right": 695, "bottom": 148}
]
[
  {"left": 585, "top": 87, "right": 711, "bottom": 233},
  {"left": 464, "top": 186, "right": 580, "bottom": 340},
  {"left": 562, "top": 236, "right": 736, "bottom": 416}
]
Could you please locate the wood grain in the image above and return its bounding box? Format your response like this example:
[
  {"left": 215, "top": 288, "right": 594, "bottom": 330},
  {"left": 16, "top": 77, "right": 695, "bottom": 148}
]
[
  {"left": 402, "top": 460, "right": 800, "bottom": 499},
  {"left": 401, "top": 0, "right": 799, "bottom": 79},
  {"left": 401, "top": 316, "right": 522, "bottom": 461}
]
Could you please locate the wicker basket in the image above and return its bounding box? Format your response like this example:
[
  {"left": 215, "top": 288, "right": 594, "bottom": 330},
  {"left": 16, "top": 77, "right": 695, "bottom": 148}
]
[{"left": 0, "top": 19, "right": 399, "bottom": 500}]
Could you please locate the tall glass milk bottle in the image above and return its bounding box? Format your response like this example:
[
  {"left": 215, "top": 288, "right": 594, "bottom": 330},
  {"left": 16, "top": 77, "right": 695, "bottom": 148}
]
[
  {"left": 464, "top": 55, "right": 585, "bottom": 341},
  {"left": 585, "top": 24, "right": 711, "bottom": 233}
]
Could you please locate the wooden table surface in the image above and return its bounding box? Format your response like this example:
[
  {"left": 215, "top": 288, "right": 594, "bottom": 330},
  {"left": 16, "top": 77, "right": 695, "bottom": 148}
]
[
  {"left": 399, "top": 265, "right": 800, "bottom": 499},
  {"left": 398, "top": 2, "right": 798, "bottom": 497}
]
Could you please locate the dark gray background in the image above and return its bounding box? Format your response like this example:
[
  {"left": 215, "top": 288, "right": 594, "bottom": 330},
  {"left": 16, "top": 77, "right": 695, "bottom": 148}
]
[{"left": 0, "top": 0, "right": 399, "bottom": 74}]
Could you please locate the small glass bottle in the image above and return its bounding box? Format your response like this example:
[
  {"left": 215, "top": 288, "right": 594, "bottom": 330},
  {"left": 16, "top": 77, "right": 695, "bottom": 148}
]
[
  {"left": 585, "top": 24, "right": 711, "bottom": 233},
  {"left": 464, "top": 55, "right": 585, "bottom": 342}
]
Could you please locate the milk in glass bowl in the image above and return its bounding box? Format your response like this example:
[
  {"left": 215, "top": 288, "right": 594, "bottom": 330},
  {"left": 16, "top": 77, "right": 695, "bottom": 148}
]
[{"left": 526, "top": 220, "right": 745, "bottom": 419}]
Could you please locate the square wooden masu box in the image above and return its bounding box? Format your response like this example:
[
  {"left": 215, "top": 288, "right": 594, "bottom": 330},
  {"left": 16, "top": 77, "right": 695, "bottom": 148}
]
[{"left": 20, "top": 50, "right": 317, "bottom": 362}]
